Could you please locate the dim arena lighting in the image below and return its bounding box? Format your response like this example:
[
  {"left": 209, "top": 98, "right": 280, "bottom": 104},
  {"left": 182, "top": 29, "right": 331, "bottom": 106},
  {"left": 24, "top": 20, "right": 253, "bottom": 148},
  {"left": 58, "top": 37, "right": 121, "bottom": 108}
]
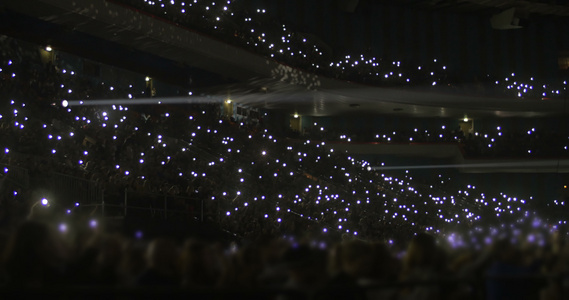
[
  {"left": 371, "top": 159, "right": 569, "bottom": 171},
  {"left": 65, "top": 97, "right": 225, "bottom": 107}
]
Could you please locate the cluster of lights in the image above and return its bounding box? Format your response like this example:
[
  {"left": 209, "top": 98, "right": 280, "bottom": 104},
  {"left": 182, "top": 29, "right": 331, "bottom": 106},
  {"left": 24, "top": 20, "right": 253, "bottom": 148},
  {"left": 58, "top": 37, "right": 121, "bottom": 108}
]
[
  {"left": 308, "top": 123, "right": 569, "bottom": 158},
  {"left": 1, "top": 32, "right": 568, "bottom": 249},
  {"left": 127, "top": 0, "right": 568, "bottom": 99}
]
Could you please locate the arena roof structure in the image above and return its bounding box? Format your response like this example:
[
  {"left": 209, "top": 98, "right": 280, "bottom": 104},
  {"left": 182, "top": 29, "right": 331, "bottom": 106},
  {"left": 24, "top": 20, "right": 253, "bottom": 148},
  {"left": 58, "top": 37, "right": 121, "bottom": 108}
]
[{"left": 1, "top": 0, "right": 568, "bottom": 118}]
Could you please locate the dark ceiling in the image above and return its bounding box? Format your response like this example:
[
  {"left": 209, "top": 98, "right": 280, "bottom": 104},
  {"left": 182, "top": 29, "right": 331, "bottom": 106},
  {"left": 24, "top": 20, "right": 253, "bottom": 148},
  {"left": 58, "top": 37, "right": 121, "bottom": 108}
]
[{"left": 377, "top": 0, "right": 569, "bottom": 17}]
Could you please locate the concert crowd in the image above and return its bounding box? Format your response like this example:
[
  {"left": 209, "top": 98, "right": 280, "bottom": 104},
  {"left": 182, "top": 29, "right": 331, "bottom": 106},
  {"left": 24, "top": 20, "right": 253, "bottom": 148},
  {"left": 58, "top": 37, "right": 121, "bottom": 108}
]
[{"left": 0, "top": 19, "right": 568, "bottom": 300}]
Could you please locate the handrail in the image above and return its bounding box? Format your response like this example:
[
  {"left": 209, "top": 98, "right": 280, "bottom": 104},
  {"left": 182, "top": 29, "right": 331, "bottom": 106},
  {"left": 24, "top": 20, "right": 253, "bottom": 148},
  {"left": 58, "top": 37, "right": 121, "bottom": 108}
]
[
  {"left": 83, "top": 203, "right": 198, "bottom": 213},
  {"left": 0, "top": 163, "right": 29, "bottom": 188}
]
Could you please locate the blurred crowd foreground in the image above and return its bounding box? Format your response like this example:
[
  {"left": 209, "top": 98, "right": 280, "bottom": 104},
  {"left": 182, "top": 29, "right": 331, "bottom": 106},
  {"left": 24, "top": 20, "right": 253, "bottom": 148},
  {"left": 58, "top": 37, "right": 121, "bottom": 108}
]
[{"left": 1, "top": 219, "right": 568, "bottom": 300}]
